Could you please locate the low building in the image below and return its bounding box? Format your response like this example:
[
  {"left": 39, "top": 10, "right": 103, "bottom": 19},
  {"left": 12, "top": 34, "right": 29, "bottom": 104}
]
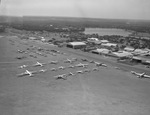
[
  {"left": 100, "top": 40, "right": 109, "bottom": 44},
  {"left": 131, "top": 56, "right": 142, "bottom": 63},
  {"left": 124, "top": 47, "right": 134, "bottom": 52},
  {"left": 101, "top": 43, "right": 117, "bottom": 47},
  {"left": 131, "top": 56, "right": 150, "bottom": 64},
  {"left": 87, "top": 38, "right": 99, "bottom": 42},
  {"left": 66, "top": 42, "right": 86, "bottom": 49},
  {"left": 132, "top": 49, "right": 149, "bottom": 56},
  {"left": 112, "top": 51, "right": 133, "bottom": 58},
  {"left": 142, "top": 60, "right": 150, "bottom": 65},
  {"left": 91, "top": 48, "right": 110, "bottom": 55}
]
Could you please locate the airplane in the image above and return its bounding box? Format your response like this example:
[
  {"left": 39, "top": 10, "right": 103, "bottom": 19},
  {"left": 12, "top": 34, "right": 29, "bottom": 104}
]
[
  {"left": 50, "top": 68, "right": 57, "bottom": 71},
  {"left": 38, "top": 69, "right": 47, "bottom": 73},
  {"left": 64, "top": 58, "right": 73, "bottom": 63},
  {"left": 76, "top": 70, "right": 84, "bottom": 74},
  {"left": 81, "top": 58, "right": 89, "bottom": 62},
  {"left": 17, "top": 70, "right": 37, "bottom": 77},
  {"left": 72, "top": 58, "right": 77, "bottom": 61},
  {"left": 18, "top": 64, "right": 28, "bottom": 69},
  {"left": 54, "top": 74, "right": 67, "bottom": 80},
  {"left": 17, "top": 49, "right": 24, "bottom": 53},
  {"left": 52, "top": 53, "right": 57, "bottom": 56},
  {"left": 131, "top": 71, "right": 150, "bottom": 78},
  {"left": 92, "top": 68, "right": 99, "bottom": 71},
  {"left": 49, "top": 61, "right": 58, "bottom": 64},
  {"left": 68, "top": 72, "right": 75, "bottom": 76},
  {"left": 83, "top": 69, "right": 91, "bottom": 72},
  {"left": 75, "top": 63, "right": 88, "bottom": 68},
  {"left": 95, "top": 62, "right": 107, "bottom": 67},
  {"left": 114, "top": 67, "right": 120, "bottom": 70},
  {"left": 68, "top": 65, "right": 75, "bottom": 68},
  {"left": 58, "top": 66, "right": 65, "bottom": 70},
  {"left": 89, "top": 60, "right": 95, "bottom": 63},
  {"left": 32, "top": 61, "right": 46, "bottom": 67}
]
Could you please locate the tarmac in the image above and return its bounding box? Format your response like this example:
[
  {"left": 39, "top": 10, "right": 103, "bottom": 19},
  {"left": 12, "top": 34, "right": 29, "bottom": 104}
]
[{"left": 0, "top": 35, "right": 150, "bottom": 115}]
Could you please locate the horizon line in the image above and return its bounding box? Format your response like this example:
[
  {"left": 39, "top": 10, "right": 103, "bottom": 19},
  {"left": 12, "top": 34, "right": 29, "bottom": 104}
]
[{"left": 1, "top": 15, "right": 150, "bottom": 22}]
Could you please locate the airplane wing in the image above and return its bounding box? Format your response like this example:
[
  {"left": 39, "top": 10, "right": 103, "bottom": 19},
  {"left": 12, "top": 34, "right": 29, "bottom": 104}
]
[
  {"left": 144, "top": 74, "right": 150, "bottom": 78},
  {"left": 26, "top": 70, "right": 37, "bottom": 76}
]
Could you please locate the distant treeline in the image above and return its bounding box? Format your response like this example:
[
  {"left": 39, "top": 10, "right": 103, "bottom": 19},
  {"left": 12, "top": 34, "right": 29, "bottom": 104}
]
[{"left": 1, "top": 16, "right": 150, "bottom": 33}]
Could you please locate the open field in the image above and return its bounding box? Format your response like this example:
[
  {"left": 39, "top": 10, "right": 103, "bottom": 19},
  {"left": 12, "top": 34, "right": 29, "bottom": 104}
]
[{"left": 0, "top": 35, "right": 150, "bottom": 115}]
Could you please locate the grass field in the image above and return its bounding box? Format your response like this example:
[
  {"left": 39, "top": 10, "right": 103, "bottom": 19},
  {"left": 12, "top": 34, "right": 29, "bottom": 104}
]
[{"left": 0, "top": 34, "right": 150, "bottom": 115}]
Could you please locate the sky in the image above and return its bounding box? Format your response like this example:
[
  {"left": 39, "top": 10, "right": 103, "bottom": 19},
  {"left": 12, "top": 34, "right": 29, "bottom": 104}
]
[{"left": 0, "top": 0, "right": 150, "bottom": 20}]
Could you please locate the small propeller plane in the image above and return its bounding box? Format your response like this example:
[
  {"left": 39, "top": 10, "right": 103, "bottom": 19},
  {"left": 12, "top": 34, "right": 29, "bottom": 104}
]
[
  {"left": 95, "top": 62, "right": 107, "bottom": 67},
  {"left": 81, "top": 58, "right": 88, "bottom": 62},
  {"left": 68, "top": 72, "right": 75, "bottom": 76},
  {"left": 83, "top": 69, "right": 91, "bottom": 72},
  {"left": 131, "top": 71, "right": 150, "bottom": 78},
  {"left": 32, "top": 61, "right": 46, "bottom": 67},
  {"left": 92, "top": 68, "right": 99, "bottom": 71},
  {"left": 50, "top": 68, "right": 57, "bottom": 71},
  {"left": 64, "top": 58, "right": 73, "bottom": 63},
  {"left": 68, "top": 65, "right": 75, "bottom": 68},
  {"left": 49, "top": 61, "right": 58, "bottom": 64},
  {"left": 75, "top": 63, "right": 88, "bottom": 68},
  {"left": 58, "top": 66, "right": 65, "bottom": 70},
  {"left": 71, "top": 57, "right": 77, "bottom": 61},
  {"left": 17, "top": 70, "right": 37, "bottom": 77},
  {"left": 89, "top": 60, "right": 95, "bottom": 63},
  {"left": 76, "top": 70, "right": 84, "bottom": 74},
  {"left": 38, "top": 69, "right": 47, "bottom": 73},
  {"left": 54, "top": 74, "right": 67, "bottom": 80},
  {"left": 18, "top": 64, "right": 28, "bottom": 69}
]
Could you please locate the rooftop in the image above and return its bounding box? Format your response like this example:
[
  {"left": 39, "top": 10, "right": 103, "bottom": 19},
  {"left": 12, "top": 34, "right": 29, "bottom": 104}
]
[{"left": 68, "top": 42, "right": 86, "bottom": 46}]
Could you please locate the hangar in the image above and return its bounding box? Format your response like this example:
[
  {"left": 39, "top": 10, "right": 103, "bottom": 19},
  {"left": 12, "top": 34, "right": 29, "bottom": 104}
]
[{"left": 66, "top": 42, "right": 86, "bottom": 49}]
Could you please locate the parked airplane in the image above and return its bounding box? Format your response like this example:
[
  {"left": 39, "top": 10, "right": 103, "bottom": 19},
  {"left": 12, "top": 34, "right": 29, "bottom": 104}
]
[
  {"left": 18, "top": 64, "right": 28, "bottom": 69},
  {"left": 92, "top": 68, "right": 99, "bottom": 71},
  {"left": 58, "top": 66, "right": 65, "bottom": 70},
  {"left": 17, "top": 70, "right": 37, "bottom": 77},
  {"left": 75, "top": 63, "right": 88, "bottom": 68},
  {"left": 17, "top": 49, "right": 25, "bottom": 53},
  {"left": 76, "top": 70, "right": 84, "bottom": 74},
  {"left": 95, "top": 62, "right": 107, "bottom": 67},
  {"left": 32, "top": 61, "right": 46, "bottom": 67},
  {"left": 89, "top": 60, "right": 95, "bottom": 63},
  {"left": 72, "top": 58, "right": 77, "bottom": 61},
  {"left": 83, "top": 69, "right": 91, "bottom": 72},
  {"left": 49, "top": 61, "right": 58, "bottom": 64},
  {"left": 81, "top": 58, "right": 89, "bottom": 62},
  {"left": 38, "top": 69, "right": 47, "bottom": 73},
  {"left": 54, "top": 74, "right": 67, "bottom": 80},
  {"left": 68, "top": 65, "right": 75, "bottom": 68},
  {"left": 50, "top": 68, "right": 57, "bottom": 71},
  {"left": 68, "top": 72, "right": 75, "bottom": 76},
  {"left": 64, "top": 58, "right": 73, "bottom": 63},
  {"left": 130, "top": 71, "right": 150, "bottom": 78}
]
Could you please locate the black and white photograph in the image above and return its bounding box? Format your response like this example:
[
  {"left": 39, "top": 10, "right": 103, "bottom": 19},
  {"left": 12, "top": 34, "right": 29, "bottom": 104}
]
[{"left": 0, "top": 0, "right": 150, "bottom": 115}]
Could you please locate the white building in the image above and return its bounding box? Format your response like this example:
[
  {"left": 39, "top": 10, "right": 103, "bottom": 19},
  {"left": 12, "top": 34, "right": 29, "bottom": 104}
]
[
  {"left": 101, "top": 43, "right": 117, "bottom": 47},
  {"left": 112, "top": 51, "right": 133, "bottom": 58},
  {"left": 67, "top": 42, "right": 86, "bottom": 49},
  {"left": 124, "top": 47, "right": 134, "bottom": 52},
  {"left": 100, "top": 40, "right": 109, "bottom": 44},
  {"left": 91, "top": 48, "right": 110, "bottom": 55},
  {"left": 87, "top": 38, "right": 99, "bottom": 42}
]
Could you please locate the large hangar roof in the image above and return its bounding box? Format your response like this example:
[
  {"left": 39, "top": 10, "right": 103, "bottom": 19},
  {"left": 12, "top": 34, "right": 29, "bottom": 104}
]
[{"left": 68, "top": 42, "right": 86, "bottom": 46}]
